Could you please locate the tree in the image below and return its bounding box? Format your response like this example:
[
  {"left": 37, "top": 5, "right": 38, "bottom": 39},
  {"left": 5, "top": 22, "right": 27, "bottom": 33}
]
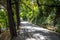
[
  {"left": 0, "top": 23, "right": 1, "bottom": 34},
  {"left": 54, "top": 7, "right": 60, "bottom": 26},
  {"left": 14, "top": 0, "right": 20, "bottom": 29},
  {"left": 7, "top": 0, "right": 17, "bottom": 38}
]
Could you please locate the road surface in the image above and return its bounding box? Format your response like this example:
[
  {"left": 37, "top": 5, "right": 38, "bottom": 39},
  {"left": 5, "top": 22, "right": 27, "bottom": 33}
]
[{"left": 14, "top": 21, "right": 60, "bottom": 40}]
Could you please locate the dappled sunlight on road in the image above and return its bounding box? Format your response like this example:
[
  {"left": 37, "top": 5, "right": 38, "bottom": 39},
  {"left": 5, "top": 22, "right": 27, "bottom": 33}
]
[
  {"left": 32, "top": 33, "right": 46, "bottom": 40},
  {"left": 26, "top": 38, "right": 36, "bottom": 40},
  {"left": 20, "top": 21, "right": 50, "bottom": 33},
  {"left": 16, "top": 21, "right": 60, "bottom": 40},
  {"left": 21, "top": 21, "right": 28, "bottom": 24}
]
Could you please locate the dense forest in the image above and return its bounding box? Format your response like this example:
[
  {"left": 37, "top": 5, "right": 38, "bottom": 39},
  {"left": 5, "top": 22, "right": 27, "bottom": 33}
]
[{"left": 0, "top": 0, "right": 60, "bottom": 40}]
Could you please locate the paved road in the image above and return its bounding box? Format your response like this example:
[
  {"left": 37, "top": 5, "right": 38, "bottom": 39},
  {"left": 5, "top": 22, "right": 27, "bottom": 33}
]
[{"left": 14, "top": 21, "right": 60, "bottom": 40}]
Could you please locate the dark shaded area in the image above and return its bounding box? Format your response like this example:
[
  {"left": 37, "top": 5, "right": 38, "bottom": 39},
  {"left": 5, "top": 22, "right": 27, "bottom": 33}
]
[
  {"left": 7, "top": 0, "right": 17, "bottom": 38},
  {"left": 54, "top": 7, "right": 60, "bottom": 26},
  {"left": 14, "top": 0, "right": 20, "bottom": 29}
]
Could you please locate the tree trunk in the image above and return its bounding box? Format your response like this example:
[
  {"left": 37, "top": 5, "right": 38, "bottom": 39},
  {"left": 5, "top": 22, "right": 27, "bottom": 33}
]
[
  {"left": 7, "top": 0, "right": 17, "bottom": 38},
  {"left": 0, "top": 26, "right": 1, "bottom": 34},
  {"left": 54, "top": 7, "right": 60, "bottom": 26},
  {"left": 14, "top": 0, "right": 20, "bottom": 30}
]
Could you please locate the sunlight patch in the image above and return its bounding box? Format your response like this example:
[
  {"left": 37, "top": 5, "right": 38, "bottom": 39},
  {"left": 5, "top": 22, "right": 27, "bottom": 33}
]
[
  {"left": 33, "top": 33, "right": 46, "bottom": 40},
  {"left": 21, "top": 21, "right": 28, "bottom": 24},
  {"left": 26, "top": 38, "right": 36, "bottom": 40}
]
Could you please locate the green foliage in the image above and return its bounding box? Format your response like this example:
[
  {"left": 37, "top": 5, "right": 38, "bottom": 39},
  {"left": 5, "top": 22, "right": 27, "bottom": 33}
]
[
  {"left": 19, "top": 0, "right": 60, "bottom": 33},
  {"left": 0, "top": 0, "right": 60, "bottom": 33},
  {"left": 0, "top": 9, "right": 8, "bottom": 30}
]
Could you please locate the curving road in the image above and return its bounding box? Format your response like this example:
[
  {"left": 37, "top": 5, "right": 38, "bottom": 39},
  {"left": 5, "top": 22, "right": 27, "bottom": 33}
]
[{"left": 14, "top": 21, "right": 60, "bottom": 40}]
